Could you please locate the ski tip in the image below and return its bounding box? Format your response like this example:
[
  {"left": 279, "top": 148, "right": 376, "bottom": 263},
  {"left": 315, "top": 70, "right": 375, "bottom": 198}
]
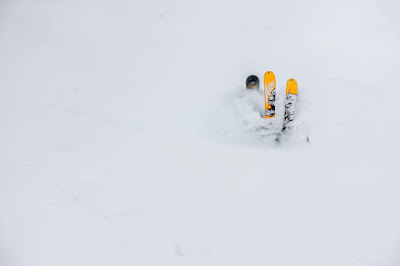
[
  {"left": 286, "top": 78, "right": 298, "bottom": 95},
  {"left": 264, "top": 71, "right": 275, "bottom": 80},
  {"left": 264, "top": 71, "right": 276, "bottom": 90}
]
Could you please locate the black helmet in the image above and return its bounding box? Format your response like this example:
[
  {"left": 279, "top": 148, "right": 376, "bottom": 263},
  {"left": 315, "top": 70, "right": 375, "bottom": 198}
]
[{"left": 246, "top": 75, "right": 260, "bottom": 90}]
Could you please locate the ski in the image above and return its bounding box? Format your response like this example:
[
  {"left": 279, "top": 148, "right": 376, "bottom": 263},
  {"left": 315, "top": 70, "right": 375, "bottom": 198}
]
[
  {"left": 276, "top": 78, "right": 298, "bottom": 142},
  {"left": 263, "top": 71, "right": 276, "bottom": 118},
  {"left": 282, "top": 78, "right": 298, "bottom": 133}
]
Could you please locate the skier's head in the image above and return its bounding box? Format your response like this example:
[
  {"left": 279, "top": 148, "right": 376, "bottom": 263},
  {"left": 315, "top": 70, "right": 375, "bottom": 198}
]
[{"left": 246, "top": 75, "right": 260, "bottom": 90}]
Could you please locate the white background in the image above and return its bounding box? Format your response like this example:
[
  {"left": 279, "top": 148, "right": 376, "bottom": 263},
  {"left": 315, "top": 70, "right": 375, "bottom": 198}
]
[{"left": 1, "top": 0, "right": 400, "bottom": 265}]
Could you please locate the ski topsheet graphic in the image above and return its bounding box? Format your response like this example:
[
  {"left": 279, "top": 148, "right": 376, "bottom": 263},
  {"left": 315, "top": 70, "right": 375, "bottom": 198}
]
[
  {"left": 282, "top": 78, "right": 298, "bottom": 134},
  {"left": 275, "top": 78, "right": 298, "bottom": 143},
  {"left": 263, "top": 71, "right": 276, "bottom": 118}
]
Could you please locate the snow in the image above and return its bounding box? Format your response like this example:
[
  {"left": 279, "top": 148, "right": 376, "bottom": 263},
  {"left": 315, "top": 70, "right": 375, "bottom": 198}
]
[{"left": 1, "top": 0, "right": 400, "bottom": 265}]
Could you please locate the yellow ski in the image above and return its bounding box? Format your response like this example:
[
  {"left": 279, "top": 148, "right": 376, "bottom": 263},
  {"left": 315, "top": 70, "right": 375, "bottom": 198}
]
[
  {"left": 282, "top": 78, "right": 298, "bottom": 133},
  {"left": 275, "top": 78, "right": 299, "bottom": 142},
  {"left": 263, "top": 71, "right": 276, "bottom": 118}
]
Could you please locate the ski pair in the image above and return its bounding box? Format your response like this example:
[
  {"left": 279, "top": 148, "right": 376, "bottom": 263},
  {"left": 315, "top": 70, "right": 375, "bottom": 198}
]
[{"left": 263, "top": 71, "right": 298, "bottom": 136}]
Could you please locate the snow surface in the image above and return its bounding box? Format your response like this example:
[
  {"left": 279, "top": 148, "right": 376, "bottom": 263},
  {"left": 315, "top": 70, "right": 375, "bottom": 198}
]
[{"left": 1, "top": 0, "right": 400, "bottom": 265}]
